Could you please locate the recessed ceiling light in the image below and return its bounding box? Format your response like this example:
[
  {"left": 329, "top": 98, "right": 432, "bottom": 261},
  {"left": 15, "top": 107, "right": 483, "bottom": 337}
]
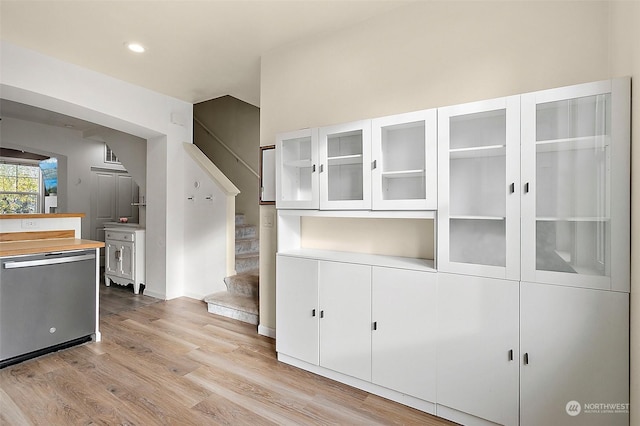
[{"left": 127, "top": 42, "right": 145, "bottom": 53}]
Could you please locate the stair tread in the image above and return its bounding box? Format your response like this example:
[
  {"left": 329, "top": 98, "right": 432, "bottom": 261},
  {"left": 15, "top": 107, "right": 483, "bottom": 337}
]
[
  {"left": 204, "top": 291, "right": 258, "bottom": 314},
  {"left": 236, "top": 253, "right": 259, "bottom": 259}
]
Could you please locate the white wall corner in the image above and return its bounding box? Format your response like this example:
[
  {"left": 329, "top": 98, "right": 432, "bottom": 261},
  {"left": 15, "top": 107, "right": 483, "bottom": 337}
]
[{"left": 258, "top": 324, "right": 276, "bottom": 339}]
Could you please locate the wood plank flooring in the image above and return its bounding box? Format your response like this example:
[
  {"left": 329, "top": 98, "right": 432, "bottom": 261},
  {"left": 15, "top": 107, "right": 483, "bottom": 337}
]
[{"left": 0, "top": 284, "right": 457, "bottom": 425}]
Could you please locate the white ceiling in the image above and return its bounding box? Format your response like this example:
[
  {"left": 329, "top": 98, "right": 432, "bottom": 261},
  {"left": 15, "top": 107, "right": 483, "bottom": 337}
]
[{"left": 0, "top": 0, "right": 409, "bottom": 107}]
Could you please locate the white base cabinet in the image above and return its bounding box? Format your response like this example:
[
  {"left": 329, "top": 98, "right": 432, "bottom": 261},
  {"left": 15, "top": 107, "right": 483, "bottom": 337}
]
[
  {"left": 520, "top": 282, "right": 629, "bottom": 426},
  {"left": 104, "top": 227, "right": 145, "bottom": 294},
  {"left": 372, "top": 267, "right": 437, "bottom": 403},
  {"left": 276, "top": 252, "right": 438, "bottom": 409},
  {"left": 437, "top": 273, "right": 629, "bottom": 426},
  {"left": 437, "top": 273, "right": 520, "bottom": 426}
]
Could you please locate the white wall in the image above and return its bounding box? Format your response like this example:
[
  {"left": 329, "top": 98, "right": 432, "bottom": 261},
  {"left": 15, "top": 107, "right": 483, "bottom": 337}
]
[
  {"left": 182, "top": 152, "right": 228, "bottom": 299},
  {"left": 0, "top": 117, "right": 127, "bottom": 238},
  {"left": 610, "top": 1, "right": 639, "bottom": 422},
  {"left": 0, "top": 41, "right": 192, "bottom": 300}
]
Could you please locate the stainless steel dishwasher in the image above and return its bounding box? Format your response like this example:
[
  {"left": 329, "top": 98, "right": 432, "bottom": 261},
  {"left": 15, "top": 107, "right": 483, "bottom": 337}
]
[{"left": 0, "top": 249, "right": 97, "bottom": 368}]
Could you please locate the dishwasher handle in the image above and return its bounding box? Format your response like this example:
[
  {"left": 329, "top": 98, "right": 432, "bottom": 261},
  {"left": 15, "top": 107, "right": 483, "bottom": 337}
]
[{"left": 3, "top": 253, "right": 95, "bottom": 269}]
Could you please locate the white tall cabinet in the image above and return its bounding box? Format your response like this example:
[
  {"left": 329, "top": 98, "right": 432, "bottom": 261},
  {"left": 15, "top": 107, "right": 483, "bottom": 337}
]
[
  {"left": 437, "top": 96, "right": 521, "bottom": 280},
  {"left": 274, "top": 78, "right": 630, "bottom": 426}
]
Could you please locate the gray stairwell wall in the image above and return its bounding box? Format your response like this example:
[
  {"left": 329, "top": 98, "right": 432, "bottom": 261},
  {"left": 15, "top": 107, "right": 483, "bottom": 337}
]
[{"left": 194, "top": 96, "right": 260, "bottom": 230}]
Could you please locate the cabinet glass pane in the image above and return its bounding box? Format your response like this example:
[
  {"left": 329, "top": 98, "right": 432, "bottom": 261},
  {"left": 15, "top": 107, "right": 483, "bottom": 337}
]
[
  {"left": 380, "top": 121, "right": 426, "bottom": 201},
  {"left": 450, "top": 218, "right": 506, "bottom": 267},
  {"left": 535, "top": 94, "right": 610, "bottom": 277},
  {"left": 450, "top": 110, "right": 506, "bottom": 150},
  {"left": 327, "top": 130, "right": 363, "bottom": 201},
  {"left": 281, "top": 137, "right": 313, "bottom": 202},
  {"left": 448, "top": 108, "right": 507, "bottom": 268}
]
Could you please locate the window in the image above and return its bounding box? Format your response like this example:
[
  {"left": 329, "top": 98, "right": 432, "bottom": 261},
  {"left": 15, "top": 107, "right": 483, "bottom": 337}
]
[
  {"left": 105, "top": 144, "right": 120, "bottom": 164},
  {"left": 0, "top": 162, "right": 41, "bottom": 214}
]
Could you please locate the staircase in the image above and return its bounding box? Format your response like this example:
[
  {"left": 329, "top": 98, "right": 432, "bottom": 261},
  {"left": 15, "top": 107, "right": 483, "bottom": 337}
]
[{"left": 204, "top": 214, "right": 259, "bottom": 325}]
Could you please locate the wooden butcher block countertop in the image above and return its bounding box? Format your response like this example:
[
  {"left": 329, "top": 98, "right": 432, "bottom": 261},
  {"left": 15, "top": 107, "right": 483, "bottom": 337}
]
[{"left": 0, "top": 238, "right": 104, "bottom": 257}]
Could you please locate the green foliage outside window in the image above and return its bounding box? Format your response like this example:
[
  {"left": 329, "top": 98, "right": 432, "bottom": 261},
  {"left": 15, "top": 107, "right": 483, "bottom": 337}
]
[{"left": 0, "top": 163, "right": 40, "bottom": 214}]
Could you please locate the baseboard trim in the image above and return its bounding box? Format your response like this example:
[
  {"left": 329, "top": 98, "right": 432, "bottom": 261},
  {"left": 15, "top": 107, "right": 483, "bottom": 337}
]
[
  {"left": 277, "top": 353, "right": 436, "bottom": 415},
  {"left": 258, "top": 324, "right": 275, "bottom": 339}
]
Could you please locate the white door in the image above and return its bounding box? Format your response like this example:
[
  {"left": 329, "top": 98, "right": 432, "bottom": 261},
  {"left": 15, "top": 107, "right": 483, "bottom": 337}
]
[
  {"left": 520, "top": 282, "right": 629, "bottom": 426},
  {"left": 318, "top": 261, "right": 371, "bottom": 381},
  {"left": 520, "top": 78, "right": 630, "bottom": 291},
  {"left": 438, "top": 96, "right": 521, "bottom": 280},
  {"left": 275, "top": 128, "right": 319, "bottom": 209},
  {"left": 91, "top": 171, "right": 116, "bottom": 242},
  {"left": 275, "top": 255, "right": 319, "bottom": 365},
  {"left": 319, "top": 120, "right": 372, "bottom": 210},
  {"left": 372, "top": 267, "right": 437, "bottom": 404},
  {"left": 437, "top": 272, "right": 519, "bottom": 426},
  {"left": 371, "top": 109, "right": 437, "bottom": 210}
]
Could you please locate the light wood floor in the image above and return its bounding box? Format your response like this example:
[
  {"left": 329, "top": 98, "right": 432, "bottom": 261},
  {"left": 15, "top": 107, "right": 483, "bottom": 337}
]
[{"left": 1, "top": 284, "right": 456, "bottom": 425}]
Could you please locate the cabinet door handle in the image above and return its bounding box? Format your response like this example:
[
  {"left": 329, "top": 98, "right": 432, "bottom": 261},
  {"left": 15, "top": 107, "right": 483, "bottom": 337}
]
[
  {"left": 524, "top": 352, "right": 529, "bottom": 365},
  {"left": 319, "top": 164, "right": 324, "bottom": 173},
  {"left": 524, "top": 182, "right": 530, "bottom": 193},
  {"left": 509, "top": 183, "right": 515, "bottom": 194},
  {"left": 372, "top": 160, "right": 377, "bottom": 170},
  {"left": 373, "top": 321, "right": 377, "bottom": 331},
  {"left": 312, "top": 309, "right": 316, "bottom": 317},
  {"left": 508, "top": 349, "right": 514, "bottom": 361},
  {"left": 312, "top": 164, "right": 316, "bottom": 173},
  {"left": 320, "top": 310, "right": 324, "bottom": 318}
]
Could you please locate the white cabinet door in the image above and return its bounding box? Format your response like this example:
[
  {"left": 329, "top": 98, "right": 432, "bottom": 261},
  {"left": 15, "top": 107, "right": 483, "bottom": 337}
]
[
  {"left": 521, "top": 78, "right": 630, "bottom": 292},
  {"left": 275, "top": 255, "right": 319, "bottom": 365},
  {"left": 520, "top": 282, "right": 629, "bottom": 426},
  {"left": 438, "top": 96, "right": 521, "bottom": 280},
  {"left": 372, "top": 267, "right": 437, "bottom": 403},
  {"left": 318, "top": 261, "right": 371, "bottom": 381},
  {"left": 371, "top": 109, "right": 437, "bottom": 210},
  {"left": 105, "top": 241, "right": 120, "bottom": 276},
  {"left": 319, "top": 120, "right": 372, "bottom": 210},
  {"left": 275, "top": 128, "right": 319, "bottom": 209},
  {"left": 119, "top": 241, "right": 134, "bottom": 280},
  {"left": 437, "top": 272, "right": 519, "bottom": 426}
]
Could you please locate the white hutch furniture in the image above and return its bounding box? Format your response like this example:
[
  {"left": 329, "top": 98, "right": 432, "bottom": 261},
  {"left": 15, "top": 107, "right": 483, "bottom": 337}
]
[
  {"left": 274, "top": 78, "right": 630, "bottom": 426},
  {"left": 104, "top": 226, "right": 146, "bottom": 294}
]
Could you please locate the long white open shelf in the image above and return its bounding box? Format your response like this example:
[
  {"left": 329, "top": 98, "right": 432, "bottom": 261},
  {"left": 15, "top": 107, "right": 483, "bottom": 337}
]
[
  {"left": 449, "top": 144, "right": 505, "bottom": 159},
  {"left": 381, "top": 169, "right": 425, "bottom": 179},
  {"left": 536, "top": 135, "right": 610, "bottom": 152},
  {"left": 327, "top": 154, "right": 363, "bottom": 166},
  {"left": 450, "top": 215, "right": 506, "bottom": 221},
  {"left": 278, "top": 209, "right": 435, "bottom": 219},
  {"left": 536, "top": 216, "right": 611, "bottom": 222},
  {"left": 278, "top": 248, "right": 435, "bottom": 272}
]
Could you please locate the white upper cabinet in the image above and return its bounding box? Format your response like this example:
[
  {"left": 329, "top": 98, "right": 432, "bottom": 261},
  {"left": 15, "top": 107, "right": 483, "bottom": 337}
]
[
  {"left": 275, "top": 128, "right": 319, "bottom": 209},
  {"left": 319, "top": 120, "right": 372, "bottom": 210},
  {"left": 520, "top": 78, "right": 630, "bottom": 291},
  {"left": 371, "top": 109, "right": 437, "bottom": 210},
  {"left": 438, "top": 96, "right": 521, "bottom": 280}
]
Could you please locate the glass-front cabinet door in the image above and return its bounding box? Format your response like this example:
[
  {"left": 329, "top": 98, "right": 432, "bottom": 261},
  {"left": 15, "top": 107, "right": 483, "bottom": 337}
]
[
  {"left": 438, "top": 96, "right": 521, "bottom": 280},
  {"left": 521, "top": 79, "right": 630, "bottom": 291},
  {"left": 319, "top": 120, "right": 371, "bottom": 210},
  {"left": 275, "top": 128, "right": 319, "bottom": 209},
  {"left": 371, "top": 109, "right": 437, "bottom": 210}
]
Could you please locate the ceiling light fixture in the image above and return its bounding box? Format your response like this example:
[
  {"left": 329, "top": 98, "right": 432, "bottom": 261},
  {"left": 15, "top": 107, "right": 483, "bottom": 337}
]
[{"left": 126, "top": 42, "right": 145, "bottom": 53}]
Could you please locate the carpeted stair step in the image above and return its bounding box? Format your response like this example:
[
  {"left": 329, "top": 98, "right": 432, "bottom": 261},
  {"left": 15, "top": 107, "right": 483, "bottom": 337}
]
[
  {"left": 236, "top": 237, "right": 259, "bottom": 255},
  {"left": 224, "top": 271, "right": 259, "bottom": 297},
  {"left": 235, "top": 253, "right": 259, "bottom": 274},
  {"left": 235, "top": 214, "right": 246, "bottom": 226},
  {"left": 204, "top": 291, "right": 258, "bottom": 325},
  {"left": 236, "top": 224, "right": 257, "bottom": 240}
]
